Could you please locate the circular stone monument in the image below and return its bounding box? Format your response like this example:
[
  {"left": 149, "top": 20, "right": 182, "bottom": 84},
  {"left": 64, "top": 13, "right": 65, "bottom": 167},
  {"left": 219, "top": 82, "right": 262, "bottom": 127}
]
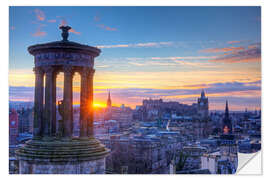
[{"left": 15, "top": 26, "right": 110, "bottom": 174}]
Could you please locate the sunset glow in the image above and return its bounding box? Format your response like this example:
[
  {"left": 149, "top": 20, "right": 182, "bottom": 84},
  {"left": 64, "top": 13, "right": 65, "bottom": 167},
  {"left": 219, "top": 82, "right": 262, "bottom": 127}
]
[
  {"left": 9, "top": 7, "right": 261, "bottom": 111},
  {"left": 93, "top": 102, "right": 107, "bottom": 108}
]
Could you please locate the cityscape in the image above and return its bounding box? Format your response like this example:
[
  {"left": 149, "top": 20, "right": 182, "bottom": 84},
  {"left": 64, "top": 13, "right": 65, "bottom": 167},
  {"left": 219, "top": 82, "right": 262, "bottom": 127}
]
[{"left": 9, "top": 7, "right": 261, "bottom": 174}]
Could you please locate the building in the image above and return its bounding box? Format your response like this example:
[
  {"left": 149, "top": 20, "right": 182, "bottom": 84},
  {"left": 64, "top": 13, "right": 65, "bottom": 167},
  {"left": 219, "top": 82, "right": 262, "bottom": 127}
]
[
  {"left": 181, "top": 145, "right": 207, "bottom": 171},
  {"left": 9, "top": 109, "right": 19, "bottom": 146},
  {"left": 18, "top": 108, "right": 33, "bottom": 134},
  {"left": 135, "top": 98, "right": 197, "bottom": 122},
  {"left": 222, "top": 101, "right": 232, "bottom": 134},
  {"left": 99, "top": 131, "right": 182, "bottom": 174},
  {"left": 197, "top": 90, "right": 209, "bottom": 118},
  {"left": 201, "top": 134, "right": 238, "bottom": 174}
]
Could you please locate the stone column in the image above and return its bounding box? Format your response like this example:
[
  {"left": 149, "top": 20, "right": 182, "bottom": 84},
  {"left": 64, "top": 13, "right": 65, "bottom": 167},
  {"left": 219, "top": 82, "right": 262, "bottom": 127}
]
[
  {"left": 63, "top": 66, "right": 74, "bottom": 138},
  {"left": 79, "top": 67, "right": 89, "bottom": 138},
  {"left": 33, "top": 67, "right": 44, "bottom": 138},
  {"left": 87, "top": 68, "right": 95, "bottom": 137},
  {"left": 44, "top": 66, "right": 54, "bottom": 137},
  {"left": 52, "top": 71, "right": 58, "bottom": 136}
]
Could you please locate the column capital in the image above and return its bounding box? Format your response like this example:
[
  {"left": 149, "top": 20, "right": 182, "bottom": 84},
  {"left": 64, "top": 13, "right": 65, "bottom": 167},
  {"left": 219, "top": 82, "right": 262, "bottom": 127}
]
[
  {"left": 63, "top": 65, "right": 73, "bottom": 73},
  {"left": 89, "top": 68, "right": 95, "bottom": 76},
  {"left": 33, "top": 67, "right": 44, "bottom": 75},
  {"left": 43, "top": 66, "right": 54, "bottom": 74},
  {"left": 54, "top": 68, "right": 61, "bottom": 76},
  {"left": 79, "top": 67, "right": 88, "bottom": 75}
]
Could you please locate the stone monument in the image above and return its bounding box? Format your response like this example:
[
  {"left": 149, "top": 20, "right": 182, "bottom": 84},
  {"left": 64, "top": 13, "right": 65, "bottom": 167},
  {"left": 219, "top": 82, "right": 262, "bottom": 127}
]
[{"left": 15, "top": 26, "right": 110, "bottom": 174}]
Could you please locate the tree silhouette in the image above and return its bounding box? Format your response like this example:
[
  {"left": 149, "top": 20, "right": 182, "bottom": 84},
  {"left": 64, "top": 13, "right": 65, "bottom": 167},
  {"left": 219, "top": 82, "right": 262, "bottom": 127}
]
[{"left": 176, "top": 151, "right": 188, "bottom": 171}]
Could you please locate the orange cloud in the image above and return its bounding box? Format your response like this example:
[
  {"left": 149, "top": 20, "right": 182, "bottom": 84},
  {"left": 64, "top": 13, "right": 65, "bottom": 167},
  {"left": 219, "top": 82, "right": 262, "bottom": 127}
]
[
  {"left": 47, "top": 19, "right": 56, "bottom": 23},
  {"left": 60, "top": 19, "right": 67, "bottom": 27},
  {"left": 97, "top": 24, "right": 117, "bottom": 31},
  {"left": 32, "top": 28, "right": 46, "bottom": 37},
  {"left": 227, "top": 41, "right": 241, "bottom": 44},
  {"left": 69, "top": 28, "right": 81, "bottom": 35},
  {"left": 200, "top": 47, "right": 245, "bottom": 53},
  {"left": 151, "top": 56, "right": 216, "bottom": 60},
  {"left": 34, "top": 9, "right": 45, "bottom": 21},
  {"left": 210, "top": 45, "right": 261, "bottom": 63},
  {"left": 105, "top": 26, "right": 117, "bottom": 31},
  {"left": 210, "top": 57, "right": 260, "bottom": 63}
]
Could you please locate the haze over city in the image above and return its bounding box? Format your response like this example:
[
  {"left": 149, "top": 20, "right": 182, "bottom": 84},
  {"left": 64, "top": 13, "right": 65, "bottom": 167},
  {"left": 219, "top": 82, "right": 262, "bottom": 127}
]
[{"left": 9, "top": 6, "right": 261, "bottom": 110}]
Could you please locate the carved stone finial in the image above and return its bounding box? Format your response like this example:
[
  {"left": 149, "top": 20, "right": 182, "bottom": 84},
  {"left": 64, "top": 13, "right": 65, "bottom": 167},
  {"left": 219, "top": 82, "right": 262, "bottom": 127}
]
[{"left": 59, "top": 26, "right": 71, "bottom": 41}]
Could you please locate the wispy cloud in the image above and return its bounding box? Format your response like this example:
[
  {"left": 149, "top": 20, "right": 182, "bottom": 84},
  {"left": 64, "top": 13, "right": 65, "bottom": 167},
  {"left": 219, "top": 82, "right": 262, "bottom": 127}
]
[
  {"left": 69, "top": 28, "right": 81, "bottom": 35},
  {"left": 200, "top": 46, "right": 245, "bottom": 53},
  {"left": 32, "top": 27, "right": 46, "bottom": 37},
  {"left": 96, "top": 65, "right": 110, "bottom": 68},
  {"left": 150, "top": 56, "right": 216, "bottom": 61},
  {"left": 97, "top": 41, "right": 174, "bottom": 48},
  {"left": 31, "top": 9, "right": 48, "bottom": 37},
  {"left": 227, "top": 41, "right": 241, "bottom": 44},
  {"left": 248, "top": 42, "right": 261, "bottom": 49},
  {"left": 93, "top": 80, "right": 261, "bottom": 110},
  {"left": 98, "top": 44, "right": 130, "bottom": 48},
  {"left": 47, "top": 19, "right": 56, "bottom": 23},
  {"left": 127, "top": 60, "right": 216, "bottom": 69},
  {"left": 59, "top": 18, "right": 67, "bottom": 26},
  {"left": 93, "top": 14, "right": 117, "bottom": 31},
  {"left": 9, "top": 79, "right": 261, "bottom": 110},
  {"left": 210, "top": 44, "right": 261, "bottom": 63},
  {"left": 34, "top": 9, "right": 45, "bottom": 21},
  {"left": 55, "top": 17, "right": 81, "bottom": 35},
  {"left": 198, "top": 42, "right": 261, "bottom": 63},
  {"left": 97, "top": 24, "right": 117, "bottom": 31}
]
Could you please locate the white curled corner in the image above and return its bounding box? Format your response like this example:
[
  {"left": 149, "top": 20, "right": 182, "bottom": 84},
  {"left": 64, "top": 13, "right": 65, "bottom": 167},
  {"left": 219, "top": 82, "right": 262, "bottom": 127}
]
[{"left": 237, "top": 151, "right": 262, "bottom": 174}]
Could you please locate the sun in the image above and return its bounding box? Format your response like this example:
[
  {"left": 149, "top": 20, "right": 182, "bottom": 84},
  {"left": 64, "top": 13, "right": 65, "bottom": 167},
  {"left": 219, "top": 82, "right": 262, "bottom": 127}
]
[{"left": 93, "top": 102, "right": 107, "bottom": 108}]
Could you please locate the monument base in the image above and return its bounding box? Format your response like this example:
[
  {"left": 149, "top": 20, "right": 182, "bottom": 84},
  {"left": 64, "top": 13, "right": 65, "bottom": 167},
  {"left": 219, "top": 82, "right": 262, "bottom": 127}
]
[
  {"left": 18, "top": 158, "right": 106, "bottom": 174},
  {"left": 15, "top": 137, "right": 110, "bottom": 174}
]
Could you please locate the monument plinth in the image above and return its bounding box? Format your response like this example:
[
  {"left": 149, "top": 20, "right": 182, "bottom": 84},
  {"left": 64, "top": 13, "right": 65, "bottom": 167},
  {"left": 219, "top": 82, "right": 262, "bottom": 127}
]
[{"left": 15, "top": 26, "right": 110, "bottom": 174}]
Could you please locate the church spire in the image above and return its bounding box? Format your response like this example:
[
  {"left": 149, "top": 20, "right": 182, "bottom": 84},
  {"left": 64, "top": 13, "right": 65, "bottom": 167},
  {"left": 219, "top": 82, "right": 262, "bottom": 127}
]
[
  {"left": 107, "top": 90, "right": 112, "bottom": 108},
  {"left": 223, "top": 100, "right": 232, "bottom": 134},
  {"left": 225, "top": 100, "right": 230, "bottom": 120},
  {"left": 201, "top": 89, "right": 205, "bottom": 98}
]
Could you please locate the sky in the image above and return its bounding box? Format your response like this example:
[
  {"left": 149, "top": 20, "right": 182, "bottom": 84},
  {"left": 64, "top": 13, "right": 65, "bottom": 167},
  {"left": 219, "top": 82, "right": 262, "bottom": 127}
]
[{"left": 9, "top": 6, "right": 261, "bottom": 110}]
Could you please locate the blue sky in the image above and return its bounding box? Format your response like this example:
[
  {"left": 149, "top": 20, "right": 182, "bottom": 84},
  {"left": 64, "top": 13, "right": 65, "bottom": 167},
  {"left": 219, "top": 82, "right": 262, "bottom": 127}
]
[{"left": 9, "top": 6, "right": 261, "bottom": 110}]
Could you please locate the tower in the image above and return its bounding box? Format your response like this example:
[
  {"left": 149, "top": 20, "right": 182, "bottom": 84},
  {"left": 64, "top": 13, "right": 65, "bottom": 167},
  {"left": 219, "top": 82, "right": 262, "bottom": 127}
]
[
  {"left": 107, "top": 90, "right": 112, "bottom": 108},
  {"left": 15, "top": 26, "right": 109, "bottom": 174},
  {"left": 222, "top": 100, "right": 232, "bottom": 134},
  {"left": 218, "top": 103, "right": 238, "bottom": 174},
  {"left": 197, "top": 89, "right": 209, "bottom": 118}
]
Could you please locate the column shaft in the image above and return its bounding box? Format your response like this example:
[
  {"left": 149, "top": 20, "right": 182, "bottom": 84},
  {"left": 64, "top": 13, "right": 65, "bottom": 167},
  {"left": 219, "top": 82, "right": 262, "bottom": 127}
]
[
  {"left": 44, "top": 67, "right": 54, "bottom": 137},
  {"left": 87, "top": 69, "right": 95, "bottom": 137},
  {"left": 79, "top": 68, "right": 89, "bottom": 137},
  {"left": 63, "top": 66, "right": 73, "bottom": 138},
  {"left": 33, "top": 67, "right": 44, "bottom": 137},
  {"left": 52, "top": 72, "right": 57, "bottom": 135}
]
